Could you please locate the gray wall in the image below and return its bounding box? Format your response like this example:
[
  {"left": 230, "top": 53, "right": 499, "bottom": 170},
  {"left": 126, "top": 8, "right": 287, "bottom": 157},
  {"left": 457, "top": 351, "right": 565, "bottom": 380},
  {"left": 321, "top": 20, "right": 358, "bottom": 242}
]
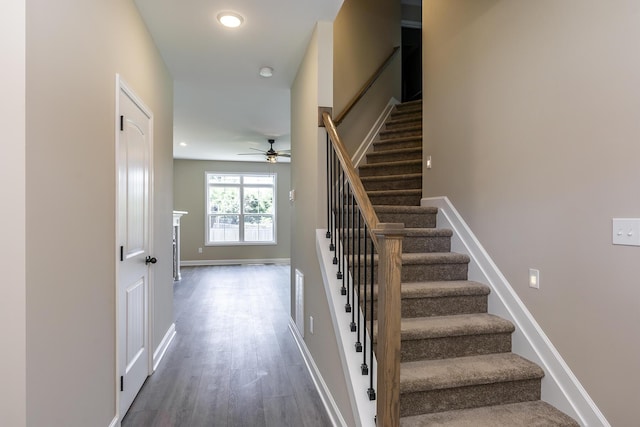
[
  {"left": 291, "top": 22, "right": 357, "bottom": 426},
  {"left": 333, "top": 0, "right": 402, "bottom": 155},
  {"left": 25, "top": 0, "right": 173, "bottom": 425},
  {"left": 174, "top": 159, "right": 291, "bottom": 262},
  {"left": 422, "top": 1, "right": 640, "bottom": 424},
  {"left": 1, "top": 0, "right": 26, "bottom": 425}
]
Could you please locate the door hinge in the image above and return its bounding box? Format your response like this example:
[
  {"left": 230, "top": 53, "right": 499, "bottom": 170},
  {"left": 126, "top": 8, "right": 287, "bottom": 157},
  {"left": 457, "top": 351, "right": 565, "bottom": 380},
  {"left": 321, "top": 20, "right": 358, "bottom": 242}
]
[
  {"left": 120, "top": 115, "right": 124, "bottom": 131},
  {"left": 120, "top": 376, "right": 124, "bottom": 392},
  {"left": 120, "top": 246, "right": 124, "bottom": 262}
]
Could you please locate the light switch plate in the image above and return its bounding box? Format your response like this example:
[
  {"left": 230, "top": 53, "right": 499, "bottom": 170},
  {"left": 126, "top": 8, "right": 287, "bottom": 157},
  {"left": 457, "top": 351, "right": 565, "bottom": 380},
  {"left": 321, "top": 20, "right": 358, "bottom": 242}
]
[{"left": 612, "top": 218, "right": 640, "bottom": 246}]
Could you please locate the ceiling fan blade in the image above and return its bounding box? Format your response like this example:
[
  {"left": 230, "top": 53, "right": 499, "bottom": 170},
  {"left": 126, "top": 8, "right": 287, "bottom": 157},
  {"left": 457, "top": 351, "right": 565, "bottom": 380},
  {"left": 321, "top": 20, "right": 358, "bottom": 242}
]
[
  {"left": 249, "top": 147, "right": 267, "bottom": 153},
  {"left": 278, "top": 153, "right": 291, "bottom": 158},
  {"left": 276, "top": 150, "right": 291, "bottom": 154},
  {"left": 238, "top": 153, "right": 263, "bottom": 156}
]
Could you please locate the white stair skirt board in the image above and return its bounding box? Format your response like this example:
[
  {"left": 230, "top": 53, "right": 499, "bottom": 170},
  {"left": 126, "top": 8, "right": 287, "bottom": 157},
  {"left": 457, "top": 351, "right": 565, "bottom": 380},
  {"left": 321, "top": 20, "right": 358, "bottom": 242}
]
[
  {"left": 153, "top": 323, "right": 176, "bottom": 371},
  {"left": 295, "top": 269, "right": 305, "bottom": 338},
  {"left": 289, "top": 319, "right": 347, "bottom": 427},
  {"left": 108, "top": 416, "right": 118, "bottom": 427},
  {"left": 422, "top": 196, "right": 610, "bottom": 427},
  {"left": 352, "top": 98, "right": 400, "bottom": 168},
  {"left": 315, "top": 229, "right": 377, "bottom": 427},
  {"left": 181, "top": 258, "right": 290, "bottom": 266}
]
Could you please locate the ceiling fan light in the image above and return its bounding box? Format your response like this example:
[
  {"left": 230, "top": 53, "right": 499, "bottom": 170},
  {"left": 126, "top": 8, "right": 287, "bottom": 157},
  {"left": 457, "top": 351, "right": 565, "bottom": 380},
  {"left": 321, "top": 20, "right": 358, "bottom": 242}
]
[
  {"left": 266, "top": 154, "right": 277, "bottom": 163},
  {"left": 217, "top": 12, "right": 244, "bottom": 28}
]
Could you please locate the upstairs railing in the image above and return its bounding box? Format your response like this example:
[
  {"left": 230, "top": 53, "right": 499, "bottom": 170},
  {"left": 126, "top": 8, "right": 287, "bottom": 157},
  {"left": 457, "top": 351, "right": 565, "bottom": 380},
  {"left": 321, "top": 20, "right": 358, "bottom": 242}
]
[{"left": 322, "top": 111, "right": 404, "bottom": 427}]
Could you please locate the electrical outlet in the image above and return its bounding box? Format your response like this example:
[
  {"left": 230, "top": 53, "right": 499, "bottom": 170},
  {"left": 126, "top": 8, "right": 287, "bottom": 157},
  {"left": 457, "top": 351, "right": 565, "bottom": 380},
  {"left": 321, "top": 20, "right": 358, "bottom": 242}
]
[
  {"left": 426, "top": 155, "right": 432, "bottom": 169},
  {"left": 529, "top": 268, "right": 540, "bottom": 289},
  {"left": 198, "top": 247, "right": 203, "bottom": 253},
  {"left": 309, "top": 316, "right": 314, "bottom": 334}
]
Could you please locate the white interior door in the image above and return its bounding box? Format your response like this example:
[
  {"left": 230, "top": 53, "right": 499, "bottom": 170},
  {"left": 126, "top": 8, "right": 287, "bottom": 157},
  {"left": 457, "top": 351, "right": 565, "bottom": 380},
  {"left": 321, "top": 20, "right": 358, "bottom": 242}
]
[{"left": 117, "top": 80, "right": 153, "bottom": 419}]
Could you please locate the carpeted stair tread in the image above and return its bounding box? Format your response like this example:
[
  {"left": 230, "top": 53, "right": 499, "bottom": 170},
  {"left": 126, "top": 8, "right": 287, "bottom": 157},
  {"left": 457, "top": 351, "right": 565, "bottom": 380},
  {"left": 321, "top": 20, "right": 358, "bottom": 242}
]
[
  {"left": 367, "top": 189, "right": 422, "bottom": 197},
  {"left": 374, "top": 205, "right": 437, "bottom": 214},
  {"left": 400, "top": 314, "right": 515, "bottom": 340},
  {"left": 372, "top": 313, "right": 514, "bottom": 341},
  {"left": 375, "top": 135, "right": 422, "bottom": 147},
  {"left": 400, "top": 353, "right": 544, "bottom": 393},
  {"left": 366, "top": 147, "right": 422, "bottom": 163},
  {"left": 379, "top": 125, "right": 422, "bottom": 138},
  {"left": 360, "top": 173, "right": 422, "bottom": 183},
  {"left": 400, "top": 401, "right": 580, "bottom": 427},
  {"left": 359, "top": 158, "right": 422, "bottom": 170},
  {"left": 401, "top": 252, "right": 470, "bottom": 266},
  {"left": 372, "top": 280, "right": 490, "bottom": 300},
  {"left": 347, "top": 227, "right": 451, "bottom": 238}
]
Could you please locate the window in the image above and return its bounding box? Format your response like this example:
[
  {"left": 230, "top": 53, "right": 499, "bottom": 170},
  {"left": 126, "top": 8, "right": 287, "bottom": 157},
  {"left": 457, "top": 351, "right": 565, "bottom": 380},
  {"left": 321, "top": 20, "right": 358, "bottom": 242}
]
[{"left": 206, "top": 172, "right": 276, "bottom": 244}]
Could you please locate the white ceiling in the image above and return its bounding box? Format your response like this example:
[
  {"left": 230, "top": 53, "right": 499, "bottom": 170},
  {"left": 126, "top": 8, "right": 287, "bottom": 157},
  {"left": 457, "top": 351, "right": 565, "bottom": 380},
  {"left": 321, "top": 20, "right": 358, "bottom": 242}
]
[{"left": 134, "top": 0, "right": 345, "bottom": 163}]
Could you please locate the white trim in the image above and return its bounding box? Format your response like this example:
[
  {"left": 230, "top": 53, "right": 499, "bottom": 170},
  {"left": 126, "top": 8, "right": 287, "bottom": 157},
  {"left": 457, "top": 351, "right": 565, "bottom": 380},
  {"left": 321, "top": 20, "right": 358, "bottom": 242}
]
[
  {"left": 152, "top": 323, "right": 176, "bottom": 371},
  {"left": 352, "top": 98, "right": 400, "bottom": 167},
  {"left": 289, "top": 320, "right": 347, "bottom": 427},
  {"left": 422, "top": 196, "right": 610, "bottom": 427},
  {"left": 316, "top": 230, "right": 376, "bottom": 427},
  {"left": 181, "top": 258, "right": 290, "bottom": 266},
  {"left": 108, "top": 415, "right": 118, "bottom": 427}
]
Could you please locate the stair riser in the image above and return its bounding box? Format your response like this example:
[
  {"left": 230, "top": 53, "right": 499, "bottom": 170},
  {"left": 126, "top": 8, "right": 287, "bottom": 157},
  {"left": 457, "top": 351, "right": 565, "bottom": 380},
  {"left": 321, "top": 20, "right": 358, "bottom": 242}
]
[
  {"left": 366, "top": 151, "right": 422, "bottom": 164},
  {"left": 365, "top": 295, "right": 488, "bottom": 320},
  {"left": 399, "top": 333, "right": 512, "bottom": 362},
  {"left": 374, "top": 139, "right": 422, "bottom": 151},
  {"left": 362, "top": 177, "right": 421, "bottom": 191},
  {"left": 379, "top": 128, "right": 422, "bottom": 139},
  {"left": 368, "top": 194, "right": 422, "bottom": 206},
  {"left": 359, "top": 162, "right": 422, "bottom": 177},
  {"left": 394, "top": 105, "right": 422, "bottom": 115},
  {"left": 400, "top": 379, "right": 542, "bottom": 417},
  {"left": 390, "top": 111, "right": 422, "bottom": 122},
  {"left": 376, "top": 212, "right": 436, "bottom": 228}
]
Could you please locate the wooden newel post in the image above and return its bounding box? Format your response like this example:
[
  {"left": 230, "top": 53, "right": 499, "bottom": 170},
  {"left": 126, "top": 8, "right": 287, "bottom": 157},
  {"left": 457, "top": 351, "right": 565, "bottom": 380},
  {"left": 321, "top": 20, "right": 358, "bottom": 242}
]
[{"left": 374, "top": 223, "right": 405, "bottom": 427}]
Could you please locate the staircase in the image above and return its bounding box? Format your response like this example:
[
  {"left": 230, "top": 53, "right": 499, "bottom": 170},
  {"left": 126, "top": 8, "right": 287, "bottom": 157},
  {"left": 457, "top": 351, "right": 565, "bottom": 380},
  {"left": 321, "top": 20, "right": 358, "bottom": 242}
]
[{"left": 358, "top": 100, "right": 579, "bottom": 426}]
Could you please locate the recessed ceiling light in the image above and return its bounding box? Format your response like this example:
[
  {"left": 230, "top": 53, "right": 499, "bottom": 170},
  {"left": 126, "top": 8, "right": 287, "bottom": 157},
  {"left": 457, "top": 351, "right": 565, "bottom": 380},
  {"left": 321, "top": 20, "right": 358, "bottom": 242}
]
[
  {"left": 259, "top": 66, "right": 274, "bottom": 78},
  {"left": 217, "top": 12, "right": 244, "bottom": 28},
  {"left": 179, "top": 141, "right": 187, "bottom": 147}
]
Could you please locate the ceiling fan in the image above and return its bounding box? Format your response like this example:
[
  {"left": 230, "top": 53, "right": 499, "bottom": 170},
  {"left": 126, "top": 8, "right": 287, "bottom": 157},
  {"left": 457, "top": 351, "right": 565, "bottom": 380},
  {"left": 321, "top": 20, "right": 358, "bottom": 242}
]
[{"left": 238, "top": 139, "right": 291, "bottom": 163}]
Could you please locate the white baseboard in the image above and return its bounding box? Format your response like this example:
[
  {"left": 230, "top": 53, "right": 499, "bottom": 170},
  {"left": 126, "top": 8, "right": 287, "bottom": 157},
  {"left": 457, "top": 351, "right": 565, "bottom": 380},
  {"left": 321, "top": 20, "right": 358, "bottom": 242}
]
[
  {"left": 289, "top": 319, "right": 348, "bottom": 427},
  {"left": 422, "top": 196, "right": 609, "bottom": 427},
  {"left": 108, "top": 415, "right": 118, "bottom": 427},
  {"left": 315, "top": 230, "right": 377, "bottom": 427},
  {"left": 153, "top": 323, "right": 176, "bottom": 371},
  {"left": 181, "top": 258, "right": 290, "bottom": 266},
  {"left": 352, "top": 98, "right": 400, "bottom": 167}
]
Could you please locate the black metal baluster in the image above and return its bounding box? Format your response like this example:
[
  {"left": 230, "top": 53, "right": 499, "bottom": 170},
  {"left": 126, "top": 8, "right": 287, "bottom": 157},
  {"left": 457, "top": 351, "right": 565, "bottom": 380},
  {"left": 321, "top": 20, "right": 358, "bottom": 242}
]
[
  {"left": 362, "top": 223, "right": 369, "bottom": 375},
  {"left": 331, "top": 147, "right": 337, "bottom": 258},
  {"left": 326, "top": 134, "right": 331, "bottom": 240},
  {"left": 355, "top": 210, "right": 363, "bottom": 352},
  {"left": 345, "top": 183, "right": 352, "bottom": 313},
  {"left": 337, "top": 168, "right": 343, "bottom": 283},
  {"left": 368, "top": 237, "right": 376, "bottom": 401},
  {"left": 350, "top": 191, "right": 356, "bottom": 331}
]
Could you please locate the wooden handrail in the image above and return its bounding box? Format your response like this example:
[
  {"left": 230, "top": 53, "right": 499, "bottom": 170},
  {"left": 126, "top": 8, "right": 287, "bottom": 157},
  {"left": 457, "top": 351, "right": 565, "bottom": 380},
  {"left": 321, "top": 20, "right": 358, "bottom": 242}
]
[
  {"left": 334, "top": 46, "right": 400, "bottom": 126},
  {"left": 323, "top": 111, "right": 380, "bottom": 250}
]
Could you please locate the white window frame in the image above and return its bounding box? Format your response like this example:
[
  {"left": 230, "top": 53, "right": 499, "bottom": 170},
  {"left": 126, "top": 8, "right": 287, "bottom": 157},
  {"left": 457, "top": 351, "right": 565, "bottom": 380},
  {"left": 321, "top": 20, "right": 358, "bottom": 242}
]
[{"left": 205, "top": 172, "right": 277, "bottom": 246}]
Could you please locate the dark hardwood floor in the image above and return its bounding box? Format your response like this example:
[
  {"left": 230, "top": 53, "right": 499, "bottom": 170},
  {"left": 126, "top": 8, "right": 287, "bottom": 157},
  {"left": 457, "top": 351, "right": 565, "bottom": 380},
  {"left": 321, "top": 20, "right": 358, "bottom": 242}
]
[{"left": 122, "top": 264, "right": 332, "bottom": 427}]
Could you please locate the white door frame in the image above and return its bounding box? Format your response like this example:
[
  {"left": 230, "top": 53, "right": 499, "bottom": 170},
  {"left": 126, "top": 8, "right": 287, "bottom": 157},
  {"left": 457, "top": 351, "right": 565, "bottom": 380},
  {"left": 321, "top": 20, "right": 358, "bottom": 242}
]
[{"left": 114, "top": 74, "right": 155, "bottom": 422}]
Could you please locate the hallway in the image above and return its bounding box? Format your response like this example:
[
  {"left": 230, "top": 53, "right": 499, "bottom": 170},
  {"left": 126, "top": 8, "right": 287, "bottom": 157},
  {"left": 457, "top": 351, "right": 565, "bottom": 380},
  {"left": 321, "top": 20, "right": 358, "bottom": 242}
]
[{"left": 122, "top": 264, "right": 332, "bottom": 427}]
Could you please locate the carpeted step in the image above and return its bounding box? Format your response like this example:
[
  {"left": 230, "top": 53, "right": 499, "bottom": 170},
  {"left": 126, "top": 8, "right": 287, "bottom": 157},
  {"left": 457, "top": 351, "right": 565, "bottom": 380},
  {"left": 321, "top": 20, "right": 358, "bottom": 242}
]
[
  {"left": 361, "top": 252, "right": 469, "bottom": 283},
  {"left": 372, "top": 314, "right": 515, "bottom": 362},
  {"left": 364, "top": 280, "right": 490, "bottom": 320},
  {"left": 400, "top": 401, "right": 580, "bottom": 427},
  {"left": 366, "top": 147, "right": 422, "bottom": 164},
  {"left": 379, "top": 124, "right": 422, "bottom": 139},
  {"left": 359, "top": 159, "right": 422, "bottom": 177},
  {"left": 375, "top": 205, "right": 437, "bottom": 228},
  {"left": 361, "top": 173, "right": 422, "bottom": 191},
  {"left": 347, "top": 227, "right": 451, "bottom": 254},
  {"left": 385, "top": 116, "right": 422, "bottom": 130},
  {"left": 389, "top": 110, "right": 422, "bottom": 123},
  {"left": 394, "top": 99, "right": 422, "bottom": 114},
  {"left": 367, "top": 189, "right": 422, "bottom": 206},
  {"left": 400, "top": 353, "right": 545, "bottom": 417},
  {"left": 373, "top": 135, "right": 422, "bottom": 151}
]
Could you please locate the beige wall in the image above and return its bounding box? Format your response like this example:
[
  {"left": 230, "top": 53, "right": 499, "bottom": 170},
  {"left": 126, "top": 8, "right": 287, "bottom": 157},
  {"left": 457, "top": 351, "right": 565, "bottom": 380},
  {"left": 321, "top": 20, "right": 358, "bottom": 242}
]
[
  {"left": 333, "top": 0, "right": 401, "bottom": 155},
  {"left": 291, "top": 22, "right": 357, "bottom": 426},
  {"left": 0, "top": 0, "right": 26, "bottom": 426},
  {"left": 173, "top": 159, "right": 291, "bottom": 262},
  {"left": 25, "top": 1, "right": 173, "bottom": 425},
  {"left": 422, "top": 1, "right": 640, "bottom": 424}
]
